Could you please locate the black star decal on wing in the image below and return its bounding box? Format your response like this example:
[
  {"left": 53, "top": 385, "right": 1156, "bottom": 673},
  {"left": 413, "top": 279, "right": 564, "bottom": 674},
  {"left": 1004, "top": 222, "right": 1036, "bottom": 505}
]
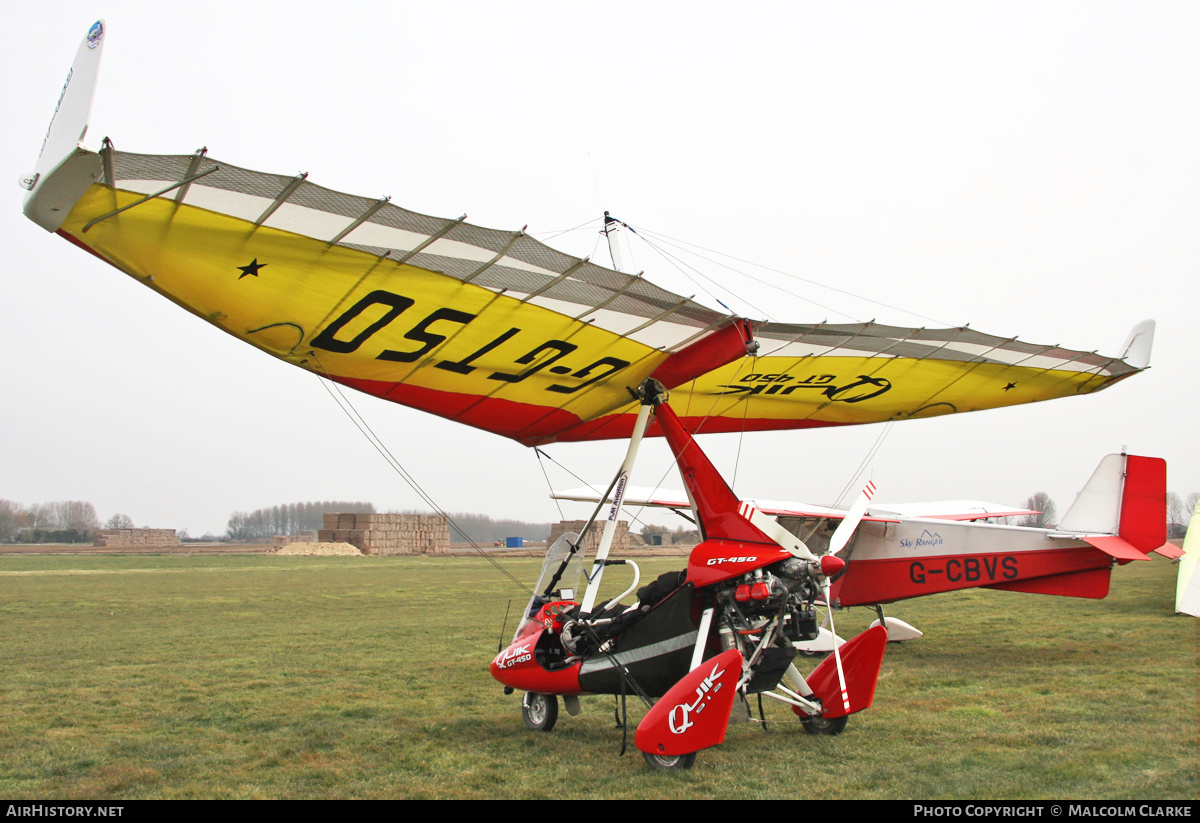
[
  {"left": 237, "top": 259, "right": 267, "bottom": 280},
  {"left": 1003, "top": 382, "right": 1017, "bottom": 391}
]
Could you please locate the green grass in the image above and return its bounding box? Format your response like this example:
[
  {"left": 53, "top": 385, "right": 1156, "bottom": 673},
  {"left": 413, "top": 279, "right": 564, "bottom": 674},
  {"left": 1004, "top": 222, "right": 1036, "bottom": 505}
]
[{"left": 0, "top": 554, "right": 1194, "bottom": 799}]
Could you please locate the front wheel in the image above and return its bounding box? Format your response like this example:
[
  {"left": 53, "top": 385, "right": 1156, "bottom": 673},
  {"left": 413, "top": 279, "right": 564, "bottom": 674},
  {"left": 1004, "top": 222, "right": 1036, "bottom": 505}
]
[
  {"left": 800, "top": 714, "right": 847, "bottom": 736},
  {"left": 522, "top": 692, "right": 558, "bottom": 732},
  {"left": 642, "top": 751, "right": 697, "bottom": 771}
]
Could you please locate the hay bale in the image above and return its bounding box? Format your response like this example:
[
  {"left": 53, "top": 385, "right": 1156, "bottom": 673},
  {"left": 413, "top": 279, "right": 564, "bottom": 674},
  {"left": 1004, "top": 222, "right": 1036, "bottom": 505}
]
[{"left": 272, "top": 542, "right": 363, "bottom": 556}]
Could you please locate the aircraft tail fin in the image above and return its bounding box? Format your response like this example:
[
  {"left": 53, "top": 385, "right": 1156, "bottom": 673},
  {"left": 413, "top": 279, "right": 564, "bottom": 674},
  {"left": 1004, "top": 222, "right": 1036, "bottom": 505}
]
[{"left": 1056, "top": 453, "right": 1167, "bottom": 560}]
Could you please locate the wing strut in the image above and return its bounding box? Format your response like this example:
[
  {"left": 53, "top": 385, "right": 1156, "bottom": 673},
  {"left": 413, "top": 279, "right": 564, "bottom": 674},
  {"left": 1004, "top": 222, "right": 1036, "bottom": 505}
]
[{"left": 578, "top": 382, "right": 661, "bottom": 615}]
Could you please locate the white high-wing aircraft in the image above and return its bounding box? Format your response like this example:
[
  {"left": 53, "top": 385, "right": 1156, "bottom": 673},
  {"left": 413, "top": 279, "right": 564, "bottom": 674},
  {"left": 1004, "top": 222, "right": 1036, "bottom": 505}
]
[{"left": 555, "top": 450, "right": 1177, "bottom": 643}]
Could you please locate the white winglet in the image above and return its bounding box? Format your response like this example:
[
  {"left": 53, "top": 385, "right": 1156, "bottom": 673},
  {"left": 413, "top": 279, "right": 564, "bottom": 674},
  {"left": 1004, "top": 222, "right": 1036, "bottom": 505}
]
[
  {"left": 1118, "top": 319, "right": 1155, "bottom": 370},
  {"left": 23, "top": 20, "right": 107, "bottom": 231}
]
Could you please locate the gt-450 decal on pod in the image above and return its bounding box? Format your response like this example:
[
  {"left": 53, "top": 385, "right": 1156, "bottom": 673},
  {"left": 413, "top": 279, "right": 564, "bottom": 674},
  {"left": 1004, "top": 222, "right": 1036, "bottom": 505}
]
[
  {"left": 706, "top": 556, "right": 760, "bottom": 566},
  {"left": 495, "top": 643, "right": 532, "bottom": 670}
]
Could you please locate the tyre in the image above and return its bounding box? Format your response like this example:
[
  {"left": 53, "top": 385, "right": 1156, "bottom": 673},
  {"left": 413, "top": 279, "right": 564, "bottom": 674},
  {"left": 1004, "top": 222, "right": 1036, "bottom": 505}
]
[
  {"left": 642, "top": 751, "right": 697, "bottom": 771},
  {"left": 521, "top": 692, "right": 558, "bottom": 732},
  {"left": 800, "top": 714, "right": 848, "bottom": 736}
]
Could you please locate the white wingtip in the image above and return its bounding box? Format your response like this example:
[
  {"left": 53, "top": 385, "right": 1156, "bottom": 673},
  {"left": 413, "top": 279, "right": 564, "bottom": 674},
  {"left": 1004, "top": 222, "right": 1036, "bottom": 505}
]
[{"left": 1118, "top": 319, "right": 1155, "bottom": 370}]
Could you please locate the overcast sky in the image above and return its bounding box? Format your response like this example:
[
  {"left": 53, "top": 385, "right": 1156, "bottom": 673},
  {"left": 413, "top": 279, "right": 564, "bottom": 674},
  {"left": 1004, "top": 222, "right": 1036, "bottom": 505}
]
[{"left": 2, "top": 1, "right": 1196, "bottom": 538}]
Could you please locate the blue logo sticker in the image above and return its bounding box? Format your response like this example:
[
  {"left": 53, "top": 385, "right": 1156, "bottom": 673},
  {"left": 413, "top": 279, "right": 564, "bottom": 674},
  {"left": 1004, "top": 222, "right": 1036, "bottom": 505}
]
[{"left": 87, "top": 21, "right": 104, "bottom": 50}]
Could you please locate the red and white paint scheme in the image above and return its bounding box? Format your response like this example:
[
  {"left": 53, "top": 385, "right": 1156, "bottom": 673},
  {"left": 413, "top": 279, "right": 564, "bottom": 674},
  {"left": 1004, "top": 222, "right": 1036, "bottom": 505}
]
[
  {"left": 555, "top": 450, "right": 1172, "bottom": 641},
  {"left": 834, "top": 454, "right": 1169, "bottom": 607}
]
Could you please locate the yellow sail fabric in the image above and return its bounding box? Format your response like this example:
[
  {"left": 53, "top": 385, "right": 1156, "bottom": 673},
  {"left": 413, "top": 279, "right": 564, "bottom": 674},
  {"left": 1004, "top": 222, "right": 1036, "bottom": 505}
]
[{"left": 46, "top": 150, "right": 1144, "bottom": 446}]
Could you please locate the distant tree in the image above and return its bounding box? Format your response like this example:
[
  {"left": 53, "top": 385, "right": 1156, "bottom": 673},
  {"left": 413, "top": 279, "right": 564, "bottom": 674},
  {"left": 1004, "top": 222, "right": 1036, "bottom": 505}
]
[
  {"left": 1187, "top": 492, "right": 1200, "bottom": 523},
  {"left": 640, "top": 523, "right": 670, "bottom": 539},
  {"left": 1167, "top": 492, "right": 1189, "bottom": 539},
  {"left": 226, "top": 500, "right": 377, "bottom": 541},
  {"left": 669, "top": 526, "right": 701, "bottom": 545},
  {"left": 60, "top": 501, "right": 99, "bottom": 533},
  {"left": 0, "top": 500, "right": 28, "bottom": 542},
  {"left": 16, "top": 501, "right": 99, "bottom": 542},
  {"left": 438, "top": 511, "right": 552, "bottom": 544},
  {"left": 1018, "top": 492, "right": 1057, "bottom": 528},
  {"left": 1167, "top": 492, "right": 1187, "bottom": 524},
  {"left": 105, "top": 513, "right": 135, "bottom": 529}
]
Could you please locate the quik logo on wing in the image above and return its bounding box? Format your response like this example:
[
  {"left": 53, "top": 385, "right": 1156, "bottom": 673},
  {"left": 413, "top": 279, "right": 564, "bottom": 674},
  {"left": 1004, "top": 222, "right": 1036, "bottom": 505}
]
[{"left": 716, "top": 373, "right": 892, "bottom": 403}]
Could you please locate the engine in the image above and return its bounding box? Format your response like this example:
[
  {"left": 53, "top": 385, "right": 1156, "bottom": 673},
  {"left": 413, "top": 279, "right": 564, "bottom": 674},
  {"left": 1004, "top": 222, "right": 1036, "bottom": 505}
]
[{"left": 716, "top": 558, "right": 821, "bottom": 643}]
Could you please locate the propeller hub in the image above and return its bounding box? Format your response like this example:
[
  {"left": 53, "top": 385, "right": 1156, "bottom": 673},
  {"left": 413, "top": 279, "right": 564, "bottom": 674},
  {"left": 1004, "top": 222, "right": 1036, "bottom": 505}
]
[{"left": 820, "top": 555, "right": 846, "bottom": 577}]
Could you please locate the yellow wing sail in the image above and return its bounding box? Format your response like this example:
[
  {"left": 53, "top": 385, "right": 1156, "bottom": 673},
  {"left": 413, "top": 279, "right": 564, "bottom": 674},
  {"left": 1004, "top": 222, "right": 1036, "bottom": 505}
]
[{"left": 40, "top": 150, "right": 1145, "bottom": 446}]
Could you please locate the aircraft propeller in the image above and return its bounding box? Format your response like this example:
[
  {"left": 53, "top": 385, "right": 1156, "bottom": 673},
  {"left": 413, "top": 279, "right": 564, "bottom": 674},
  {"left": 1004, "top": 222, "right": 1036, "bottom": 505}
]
[{"left": 816, "top": 480, "right": 875, "bottom": 714}]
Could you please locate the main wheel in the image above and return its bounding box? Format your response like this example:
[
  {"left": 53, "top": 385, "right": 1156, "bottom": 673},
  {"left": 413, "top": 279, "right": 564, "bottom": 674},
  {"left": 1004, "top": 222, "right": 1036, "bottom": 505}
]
[
  {"left": 642, "top": 751, "right": 697, "bottom": 771},
  {"left": 522, "top": 692, "right": 559, "bottom": 732},
  {"left": 800, "top": 714, "right": 848, "bottom": 736}
]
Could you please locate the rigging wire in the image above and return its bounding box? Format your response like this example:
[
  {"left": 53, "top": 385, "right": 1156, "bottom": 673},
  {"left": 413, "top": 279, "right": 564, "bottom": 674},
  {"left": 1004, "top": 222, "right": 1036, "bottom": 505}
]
[
  {"left": 799, "top": 420, "right": 896, "bottom": 545},
  {"left": 534, "top": 448, "right": 567, "bottom": 522},
  {"left": 633, "top": 231, "right": 773, "bottom": 320},
  {"left": 630, "top": 225, "right": 954, "bottom": 327},
  {"left": 528, "top": 216, "right": 602, "bottom": 242},
  {"left": 307, "top": 352, "right": 533, "bottom": 597},
  {"left": 731, "top": 355, "right": 757, "bottom": 490},
  {"left": 532, "top": 446, "right": 675, "bottom": 542}
]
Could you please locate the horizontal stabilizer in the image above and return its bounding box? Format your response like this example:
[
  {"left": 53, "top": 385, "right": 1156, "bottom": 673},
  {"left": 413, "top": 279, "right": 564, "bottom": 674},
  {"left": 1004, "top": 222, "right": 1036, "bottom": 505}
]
[{"left": 1081, "top": 535, "right": 1150, "bottom": 562}]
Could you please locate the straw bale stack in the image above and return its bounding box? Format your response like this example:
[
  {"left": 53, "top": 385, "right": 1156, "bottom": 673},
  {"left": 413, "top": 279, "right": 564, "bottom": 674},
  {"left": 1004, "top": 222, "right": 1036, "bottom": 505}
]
[
  {"left": 317, "top": 513, "right": 449, "bottom": 555},
  {"left": 548, "top": 520, "right": 631, "bottom": 552},
  {"left": 93, "top": 528, "right": 181, "bottom": 548},
  {"left": 274, "top": 542, "right": 362, "bottom": 556}
]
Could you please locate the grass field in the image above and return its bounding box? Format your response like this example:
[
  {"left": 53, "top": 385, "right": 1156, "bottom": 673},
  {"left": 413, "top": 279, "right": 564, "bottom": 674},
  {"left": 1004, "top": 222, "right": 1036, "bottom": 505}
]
[{"left": 0, "top": 552, "right": 1194, "bottom": 799}]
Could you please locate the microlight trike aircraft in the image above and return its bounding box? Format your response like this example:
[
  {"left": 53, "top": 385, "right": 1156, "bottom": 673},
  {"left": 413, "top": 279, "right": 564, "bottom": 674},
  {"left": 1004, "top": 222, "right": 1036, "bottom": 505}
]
[
  {"left": 19, "top": 22, "right": 1162, "bottom": 769},
  {"left": 491, "top": 378, "right": 890, "bottom": 769}
]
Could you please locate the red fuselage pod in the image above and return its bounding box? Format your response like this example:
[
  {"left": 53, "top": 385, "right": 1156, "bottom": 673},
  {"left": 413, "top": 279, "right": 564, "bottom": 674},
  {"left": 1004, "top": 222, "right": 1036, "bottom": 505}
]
[
  {"left": 687, "top": 539, "right": 794, "bottom": 588},
  {"left": 490, "top": 626, "right": 584, "bottom": 696}
]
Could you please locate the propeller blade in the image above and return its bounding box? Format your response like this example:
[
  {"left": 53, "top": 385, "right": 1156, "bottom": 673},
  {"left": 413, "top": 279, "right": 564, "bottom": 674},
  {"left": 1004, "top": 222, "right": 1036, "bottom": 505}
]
[
  {"left": 822, "top": 580, "right": 851, "bottom": 714},
  {"left": 828, "top": 480, "right": 876, "bottom": 556}
]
